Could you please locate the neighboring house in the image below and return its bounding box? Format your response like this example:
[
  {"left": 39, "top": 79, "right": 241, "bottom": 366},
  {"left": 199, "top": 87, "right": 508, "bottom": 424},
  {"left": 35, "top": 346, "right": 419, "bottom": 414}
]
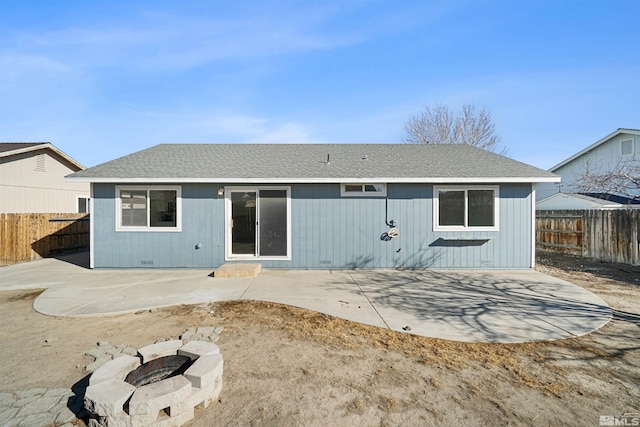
[
  {"left": 536, "top": 192, "right": 640, "bottom": 210},
  {"left": 0, "top": 142, "right": 90, "bottom": 213},
  {"left": 66, "top": 144, "right": 559, "bottom": 270},
  {"left": 536, "top": 128, "right": 640, "bottom": 204}
]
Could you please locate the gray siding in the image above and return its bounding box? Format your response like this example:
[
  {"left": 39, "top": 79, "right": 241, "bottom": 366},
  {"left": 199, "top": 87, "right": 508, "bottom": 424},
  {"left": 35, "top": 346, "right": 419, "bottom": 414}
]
[
  {"left": 285, "top": 183, "right": 532, "bottom": 269},
  {"left": 92, "top": 182, "right": 533, "bottom": 269},
  {"left": 93, "top": 183, "right": 222, "bottom": 268}
]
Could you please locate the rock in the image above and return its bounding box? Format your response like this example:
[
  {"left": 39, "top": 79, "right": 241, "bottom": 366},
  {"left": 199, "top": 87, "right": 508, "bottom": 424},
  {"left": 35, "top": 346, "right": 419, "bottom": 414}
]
[
  {"left": 16, "top": 411, "right": 57, "bottom": 427},
  {"left": 180, "top": 330, "right": 195, "bottom": 342},
  {"left": 196, "top": 326, "right": 215, "bottom": 336},
  {"left": 0, "top": 408, "right": 19, "bottom": 426}
]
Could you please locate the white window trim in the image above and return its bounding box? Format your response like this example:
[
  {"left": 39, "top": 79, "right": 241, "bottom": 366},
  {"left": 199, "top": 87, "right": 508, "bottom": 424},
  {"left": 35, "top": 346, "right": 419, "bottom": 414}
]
[
  {"left": 433, "top": 185, "right": 499, "bottom": 231},
  {"left": 621, "top": 138, "right": 634, "bottom": 157},
  {"left": 340, "top": 183, "right": 387, "bottom": 197},
  {"left": 115, "top": 185, "right": 182, "bottom": 232},
  {"left": 224, "top": 186, "right": 291, "bottom": 261},
  {"left": 77, "top": 195, "right": 90, "bottom": 214}
]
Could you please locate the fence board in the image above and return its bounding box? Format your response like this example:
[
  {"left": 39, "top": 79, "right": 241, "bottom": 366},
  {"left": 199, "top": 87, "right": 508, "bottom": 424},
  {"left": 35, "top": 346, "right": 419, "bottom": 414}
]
[
  {"left": 537, "top": 209, "right": 640, "bottom": 266},
  {"left": 535, "top": 210, "right": 584, "bottom": 256},
  {"left": 0, "top": 213, "right": 89, "bottom": 266}
]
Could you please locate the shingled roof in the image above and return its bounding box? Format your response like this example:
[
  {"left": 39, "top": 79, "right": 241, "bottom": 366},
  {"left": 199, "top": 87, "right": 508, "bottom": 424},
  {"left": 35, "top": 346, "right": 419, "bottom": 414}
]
[
  {"left": 67, "top": 143, "right": 559, "bottom": 183},
  {"left": 1, "top": 142, "right": 85, "bottom": 170},
  {"left": 0, "top": 142, "right": 48, "bottom": 154}
]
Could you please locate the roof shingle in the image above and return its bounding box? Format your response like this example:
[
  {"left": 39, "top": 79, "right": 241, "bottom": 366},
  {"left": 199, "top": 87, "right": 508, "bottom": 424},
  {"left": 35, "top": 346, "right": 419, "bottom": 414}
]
[
  {"left": 68, "top": 143, "right": 558, "bottom": 183},
  {"left": 0, "top": 142, "right": 48, "bottom": 154}
]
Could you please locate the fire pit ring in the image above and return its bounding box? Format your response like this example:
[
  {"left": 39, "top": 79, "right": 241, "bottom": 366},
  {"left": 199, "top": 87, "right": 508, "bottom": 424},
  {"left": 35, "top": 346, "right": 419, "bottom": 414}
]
[
  {"left": 84, "top": 340, "right": 223, "bottom": 427},
  {"left": 125, "top": 354, "right": 193, "bottom": 387}
]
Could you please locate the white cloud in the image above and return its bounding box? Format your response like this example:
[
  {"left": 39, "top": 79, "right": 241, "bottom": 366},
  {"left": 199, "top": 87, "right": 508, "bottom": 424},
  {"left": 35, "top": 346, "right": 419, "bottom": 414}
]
[
  {"left": 0, "top": 4, "right": 373, "bottom": 76},
  {"left": 184, "top": 111, "right": 318, "bottom": 144}
]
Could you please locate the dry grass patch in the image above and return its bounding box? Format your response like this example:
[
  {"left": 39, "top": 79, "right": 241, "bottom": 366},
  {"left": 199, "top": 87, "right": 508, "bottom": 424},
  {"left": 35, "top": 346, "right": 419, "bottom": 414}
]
[{"left": 212, "top": 299, "right": 568, "bottom": 394}]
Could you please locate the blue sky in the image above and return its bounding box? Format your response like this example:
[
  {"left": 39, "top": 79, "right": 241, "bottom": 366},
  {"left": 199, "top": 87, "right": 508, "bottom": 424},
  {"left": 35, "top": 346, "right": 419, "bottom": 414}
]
[{"left": 1, "top": 0, "right": 638, "bottom": 169}]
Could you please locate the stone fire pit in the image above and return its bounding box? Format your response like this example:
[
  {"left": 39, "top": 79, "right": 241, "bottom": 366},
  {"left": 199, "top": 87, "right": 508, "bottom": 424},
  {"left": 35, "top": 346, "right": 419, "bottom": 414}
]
[{"left": 84, "top": 340, "right": 223, "bottom": 427}]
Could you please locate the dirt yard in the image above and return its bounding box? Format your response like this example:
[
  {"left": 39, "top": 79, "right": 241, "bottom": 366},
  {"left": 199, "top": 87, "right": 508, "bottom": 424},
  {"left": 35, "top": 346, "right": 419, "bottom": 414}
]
[{"left": 0, "top": 251, "right": 638, "bottom": 426}]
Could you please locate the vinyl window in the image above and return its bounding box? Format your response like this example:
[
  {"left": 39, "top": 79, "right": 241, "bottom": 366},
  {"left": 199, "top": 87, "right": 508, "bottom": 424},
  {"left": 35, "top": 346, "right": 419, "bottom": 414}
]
[
  {"left": 77, "top": 197, "right": 90, "bottom": 214},
  {"left": 116, "top": 186, "right": 181, "bottom": 231},
  {"left": 434, "top": 186, "right": 499, "bottom": 231},
  {"left": 340, "top": 183, "right": 387, "bottom": 197}
]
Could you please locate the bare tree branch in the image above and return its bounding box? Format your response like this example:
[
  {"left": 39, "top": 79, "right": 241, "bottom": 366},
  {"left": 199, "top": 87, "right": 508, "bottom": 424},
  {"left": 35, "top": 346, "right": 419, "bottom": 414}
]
[
  {"left": 573, "top": 158, "right": 640, "bottom": 200},
  {"left": 403, "top": 102, "right": 503, "bottom": 153}
]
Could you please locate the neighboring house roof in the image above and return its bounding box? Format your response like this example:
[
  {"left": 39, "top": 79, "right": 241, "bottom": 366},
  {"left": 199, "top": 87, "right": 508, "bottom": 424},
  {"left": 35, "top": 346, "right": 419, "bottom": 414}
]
[
  {"left": 548, "top": 128, "right": 640, "bottom": 172},
  {"left": 67, "top": 143, "right": 559, "bottom": 184},
  {"left": 0, "top": 142, "right": 45, "bottom": 153},
  {"left": 581, "top": 192, "right": 640, "bottom": 205},
  {"left": 536, "top": 192, "right": 640, "bottom": 210},
  {"left": 537, "top": 193, "right": 622, "bottom": 210},
  {"left": 0, "top": 142, "right": 85, "bottom": 170}
]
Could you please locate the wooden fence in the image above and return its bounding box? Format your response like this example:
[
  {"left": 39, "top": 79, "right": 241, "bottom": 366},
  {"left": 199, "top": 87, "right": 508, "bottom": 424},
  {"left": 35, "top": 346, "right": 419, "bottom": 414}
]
[
  {"left": 536, "top": 209, "right": 640, "bottom": 266},
  {"left": 0, "top": 213, "right": 89, "bottom": 266}
]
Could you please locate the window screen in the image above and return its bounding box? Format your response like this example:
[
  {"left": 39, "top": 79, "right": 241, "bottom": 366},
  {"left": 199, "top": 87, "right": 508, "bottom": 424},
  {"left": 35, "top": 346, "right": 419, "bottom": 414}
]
[
  {"left": 438, "top": 190, "right": 465, "bottom": 226},
  {"left": 468, "top": 190, "right": 495, "bottom": 227}
]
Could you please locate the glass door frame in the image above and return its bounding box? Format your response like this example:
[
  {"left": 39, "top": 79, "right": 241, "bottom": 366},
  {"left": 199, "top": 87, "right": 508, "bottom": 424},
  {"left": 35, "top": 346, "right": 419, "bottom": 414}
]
[{"left": 224, "top": 186, "right": 291, "bottom": 261}]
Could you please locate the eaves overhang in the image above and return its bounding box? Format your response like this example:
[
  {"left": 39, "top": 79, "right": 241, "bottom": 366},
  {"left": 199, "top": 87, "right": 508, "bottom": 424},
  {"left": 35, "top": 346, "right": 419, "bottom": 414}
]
[{"left": 66, "top": 176, "right": 561, "bottom": 184}]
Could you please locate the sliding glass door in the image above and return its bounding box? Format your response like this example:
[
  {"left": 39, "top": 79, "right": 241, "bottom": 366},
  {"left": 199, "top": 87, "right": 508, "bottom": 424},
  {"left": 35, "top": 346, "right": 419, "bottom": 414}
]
[
  {"left": 226, "top": 187, "right": 290, "bottom": 259},
  {"left": 257, "top": 190, "right": 287, "bottom": 256}
]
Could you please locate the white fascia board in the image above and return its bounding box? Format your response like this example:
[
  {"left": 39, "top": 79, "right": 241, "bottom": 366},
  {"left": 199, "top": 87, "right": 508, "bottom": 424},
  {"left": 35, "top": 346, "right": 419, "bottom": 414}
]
[
  {"left": 46, "top": 144, "right": 85, "bottom": 170},
  {"left": 66, "top": 176, "right": 561, "bottom": 184}
]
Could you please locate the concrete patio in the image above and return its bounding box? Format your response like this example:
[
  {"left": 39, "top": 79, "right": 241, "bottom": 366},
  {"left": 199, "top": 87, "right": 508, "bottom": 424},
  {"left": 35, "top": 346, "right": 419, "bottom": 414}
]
[{"left": 0, "top": 253, "right": 612, "bottom": 343}]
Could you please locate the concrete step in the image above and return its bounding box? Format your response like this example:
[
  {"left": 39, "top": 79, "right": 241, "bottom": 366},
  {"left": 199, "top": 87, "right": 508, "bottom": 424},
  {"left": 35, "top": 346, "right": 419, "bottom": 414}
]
[{"left": 213, "top": 263, "right": 261, "bottom": 278}]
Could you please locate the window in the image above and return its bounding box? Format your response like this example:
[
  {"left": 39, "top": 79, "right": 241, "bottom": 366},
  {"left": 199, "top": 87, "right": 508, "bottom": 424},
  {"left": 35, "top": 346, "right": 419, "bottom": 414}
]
[
  {"left": 434, "top": 186, "right": 498, "bottom": 230},
  {"left": 116, "top": 186, "right": 181, "bottom": 231},
  {"left": 77, "top": 197, "right": 90, "bottom": 214},
  {"left": 340, "top": 183, "right": 386, "bottom": 197},
  {"left": 621, "top": 139, "right": 634, "bottom": 157}
]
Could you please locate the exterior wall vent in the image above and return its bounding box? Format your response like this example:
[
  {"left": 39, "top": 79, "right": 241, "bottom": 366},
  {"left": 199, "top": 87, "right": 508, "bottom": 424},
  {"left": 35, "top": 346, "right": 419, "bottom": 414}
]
[
  {"left": 34, "top": 153, "right": 45, "bottom": 172},
  {"left": 621, "top": 139, "right": 634, "bottom": 156}
]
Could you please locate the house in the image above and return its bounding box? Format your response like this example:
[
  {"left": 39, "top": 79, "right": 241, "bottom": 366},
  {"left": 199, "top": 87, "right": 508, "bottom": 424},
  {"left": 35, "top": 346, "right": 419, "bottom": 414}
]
[
  {"left": 536, "top": 192, "right": 640, "bottom": 210},
  {"left": 66, "top": 144, "right": 559, "bottom": 270},
  {"left": 536, "top": 128, "right": 640, "bottom": 205},
  {"left": 536, "top": 193, "right": 640, "bottom": 211},
  {"left": 0, "top": 142, "right": 90, "bottom": 213}
]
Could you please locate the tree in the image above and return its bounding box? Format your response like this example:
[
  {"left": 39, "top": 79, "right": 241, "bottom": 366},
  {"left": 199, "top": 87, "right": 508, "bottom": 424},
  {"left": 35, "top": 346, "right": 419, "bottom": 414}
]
[
  {"left": 403, "top": 102, "right": 502, "bottom": 152},
  {"left": 573, "top": 158, "right": 640, "bottom": 200}
]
